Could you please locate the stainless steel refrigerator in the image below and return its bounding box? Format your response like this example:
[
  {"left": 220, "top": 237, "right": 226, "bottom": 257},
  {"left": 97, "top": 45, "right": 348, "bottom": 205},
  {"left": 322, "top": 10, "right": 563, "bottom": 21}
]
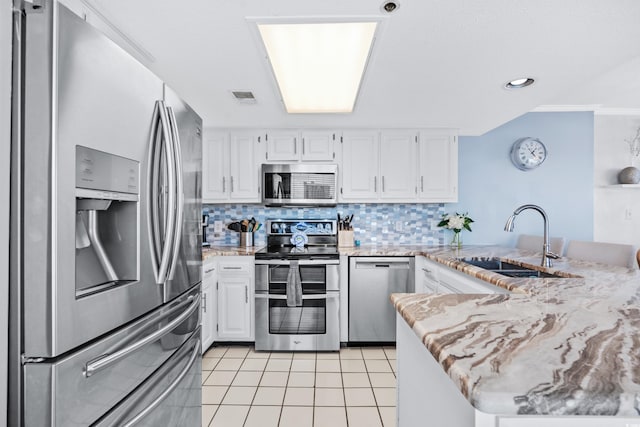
[{"left": 9, "top": 2, "right": 203, "bottom": 425}]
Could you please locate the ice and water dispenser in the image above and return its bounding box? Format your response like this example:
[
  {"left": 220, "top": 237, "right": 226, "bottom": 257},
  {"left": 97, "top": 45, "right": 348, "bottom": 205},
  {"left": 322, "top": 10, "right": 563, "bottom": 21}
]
[{"left": 75, "top": 146, "right": 139, "bottom": 297}]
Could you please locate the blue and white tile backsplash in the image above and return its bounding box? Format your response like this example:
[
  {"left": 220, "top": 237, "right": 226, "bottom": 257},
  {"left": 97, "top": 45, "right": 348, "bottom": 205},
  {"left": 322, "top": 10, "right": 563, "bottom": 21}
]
[{"left": 203, "top": 203, "right": 446, "bottom": 247}]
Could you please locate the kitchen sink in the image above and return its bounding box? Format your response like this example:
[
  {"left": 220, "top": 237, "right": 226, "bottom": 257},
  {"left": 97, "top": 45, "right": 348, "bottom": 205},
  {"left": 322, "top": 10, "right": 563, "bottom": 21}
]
[{"left": 456, "top": 257, "right": 572, "bottom": 279}]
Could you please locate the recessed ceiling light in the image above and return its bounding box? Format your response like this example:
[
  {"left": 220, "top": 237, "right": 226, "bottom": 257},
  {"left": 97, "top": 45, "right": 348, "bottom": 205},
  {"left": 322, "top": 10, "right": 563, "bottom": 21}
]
[
  {"left": 257, "top": 21, "right": 379, "bottom": 114},
  {"left": 381, "top": 1, "right": 400, "bottom": 13},
  {"left": 505, "top": 78, "right": 535, "bottom": 89}
]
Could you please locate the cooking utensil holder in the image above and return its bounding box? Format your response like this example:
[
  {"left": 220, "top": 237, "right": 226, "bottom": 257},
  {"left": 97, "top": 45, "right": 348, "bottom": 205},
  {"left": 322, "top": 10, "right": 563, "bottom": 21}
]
[
  {"left": 239, "top": 232, "right": 254, "bottom": 247},
  {"left": 338, "top": 230, "right": 354, "bottom": 247}
]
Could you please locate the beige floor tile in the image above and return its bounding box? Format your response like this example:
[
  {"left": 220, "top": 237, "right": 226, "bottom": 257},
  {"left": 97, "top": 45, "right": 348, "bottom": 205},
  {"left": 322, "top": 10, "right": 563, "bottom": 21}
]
[
  {"left": 316, "top": 359, "right": 341, "bottom": 372},
  {"left": 221, "top": 386, "right": 256, "bottom": 405},
  {"left": 231, "top": 371, "right": 263, "bottom": 387},
  {"left": 201, "top": 357, "right": 220, "bottom": 371},
  {"left": 342, "top": 372, "right": 370, "bottom": 388},
  {"left": 240, "top": 358, "right": 268, "bottom": 371},
  {"left": 373, "top": 387, "right": 397, "bottom": 406},
  {"left": 287, "top": 372, "right": 315, "bottom": 387},
  {"left": 204, "top": 370, "right": 236, "bottom": 386},
  {"left": 290, "top": 359, "right": 315, "bottom": 372},
  {"left": 201, "top": 370, "right": 212, "bottom": 385},
  {"left": 215, "top": 358, "right": 243, "bottom": 371},
  {"left": 346, "top": 407, "right": 383, "bottom": 427},
  {"left": 279, "top": 406, "right": 313, "bottom": 427},
  {"left": 316, "top": 352, "right": 340, "bottom": 360},
  {"left": 202, "top": 385, "right": 228, "bottom": 405},
  {"left": 361, "top": 347, "right": 387, "bottom": 359},
  {"left": 293, "top": 352, "right": 316, "bottom": 360},
  {"left": 339, "top": 347, "right": 363, "bottom": 359},
  {"left": 283, "top": 387, "right": 315, "bottom": 406},
  {"left": 315, "top": 372, "right": 342, "bottom": 388},
  {"left": 314, "top": 387, "right": 345, "bottom": 406},
  {"left": 252, "top": 386, "right": 286, "bottom": 406},
  {"left": 210, "top": 405, "right": 250, "bottom": 427},
  {"left": 314, "top": 406, "right": 348, "bottom": 427},
  {"left": 246, "top": 348, "right": 271, "bottom": 359},
  {"left": 265, "top": 358, "right": 292, "bottom": 372},
  {"left": 368, "top": 372, "right": 397, "bottom": 388},
  {"left": 383, "top": 348, "right": 397, "bottom": 359},
  {"left": 365, "top": 359, "right": 393, "bottom": 373},
  {"left": 244, "top": 405, "right": 281, "bottom": 427},
  {"left": 341, "top": 359, "right": 366, "bottom": 372},
  {"left": 344, "top": 388, "right": 376, "bottom": 406},
  {"left": 379, "top": 406, "right": 397, "bottom": 427},
  {"left": 260, "top": 371, "right": 289, "bottom": 387},
  {"left": 269, "top": 351, "right": 294, "bottom": 359},
  {"left": 201, "top": 404, "right": 218, "bottom": 427},
  {"left": 204, "top": 347, "right": 228, "bottom": 358},
  {"left": 224, "top": 347, "right": 250, "bottom": 358}
]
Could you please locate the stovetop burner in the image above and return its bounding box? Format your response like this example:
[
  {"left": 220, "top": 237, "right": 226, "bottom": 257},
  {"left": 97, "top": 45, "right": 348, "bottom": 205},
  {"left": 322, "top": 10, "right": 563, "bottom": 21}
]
[{"left": 257, "top": 219, "right": 339, "bottom": 260}]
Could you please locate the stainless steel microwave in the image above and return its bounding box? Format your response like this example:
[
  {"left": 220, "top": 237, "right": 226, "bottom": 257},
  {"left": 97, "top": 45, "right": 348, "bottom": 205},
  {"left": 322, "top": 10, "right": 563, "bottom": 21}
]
[{"left": 262, "top": 164, "right": 338, "bottom": 207}]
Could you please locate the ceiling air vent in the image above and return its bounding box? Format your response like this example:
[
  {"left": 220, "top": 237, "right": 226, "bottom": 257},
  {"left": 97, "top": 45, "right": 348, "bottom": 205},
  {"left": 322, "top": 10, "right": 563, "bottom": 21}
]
[{"left": 231, "top": 91, "right": 257, "bottom": 104}]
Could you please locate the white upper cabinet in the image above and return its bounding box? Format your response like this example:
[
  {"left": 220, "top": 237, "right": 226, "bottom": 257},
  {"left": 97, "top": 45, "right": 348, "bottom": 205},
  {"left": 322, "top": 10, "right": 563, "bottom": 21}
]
[
  {"left": 418, "top": 131, "right": 458, "bottom": 202},
  {"left": 380, "top": 131, "right": 418, "bottom": 199},
  {"left": 229, "top": 131, "right": 261, "bottom": 202},
  {"left": 264, "top": 130, "right": 336, "bottom": 162},
  {"left": 202, "top": 131, "right": 229, "bottom": 201},
  {"left": 340, "top": 131, "right": 379, "bottom": 200}
]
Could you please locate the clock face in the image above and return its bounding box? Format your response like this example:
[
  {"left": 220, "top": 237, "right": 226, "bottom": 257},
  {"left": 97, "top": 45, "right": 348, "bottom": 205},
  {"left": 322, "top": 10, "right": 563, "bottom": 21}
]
[{"left": 510, "top": 137, "right": 547, "bottom": 170}]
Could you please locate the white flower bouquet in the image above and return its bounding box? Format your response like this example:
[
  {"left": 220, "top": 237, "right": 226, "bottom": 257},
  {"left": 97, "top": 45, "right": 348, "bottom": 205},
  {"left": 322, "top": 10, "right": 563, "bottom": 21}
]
[{"left": 437, "top": 212, "right": 473, "bottom": 247}]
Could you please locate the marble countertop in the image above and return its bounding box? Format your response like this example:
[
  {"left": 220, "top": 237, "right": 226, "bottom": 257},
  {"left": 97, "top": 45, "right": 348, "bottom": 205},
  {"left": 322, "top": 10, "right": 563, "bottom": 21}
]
[
  {"left": 202, "top": 245, "right": 265, "bottom": 260},
  {"left": 391, "top": 245, "right": 640, "bottom": 416}
]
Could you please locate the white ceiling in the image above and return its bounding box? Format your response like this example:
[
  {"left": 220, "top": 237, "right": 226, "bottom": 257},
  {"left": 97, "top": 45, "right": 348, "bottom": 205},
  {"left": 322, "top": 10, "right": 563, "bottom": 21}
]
[{"left": 87, "top": 0, "right": 640, "bottom": 135}]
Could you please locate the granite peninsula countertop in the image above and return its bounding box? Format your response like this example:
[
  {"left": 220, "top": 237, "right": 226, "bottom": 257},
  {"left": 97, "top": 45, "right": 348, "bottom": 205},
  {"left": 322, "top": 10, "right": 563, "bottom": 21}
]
[{"left": 391, "top": 245, "right": 640, "bottom": 417}]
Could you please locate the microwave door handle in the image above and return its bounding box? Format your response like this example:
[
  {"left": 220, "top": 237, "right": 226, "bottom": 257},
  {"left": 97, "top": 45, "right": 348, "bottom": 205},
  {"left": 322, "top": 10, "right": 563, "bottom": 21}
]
[
  {"left": 156, "top": 102, "right": 177, "bottom": 284},
  {"left": 165, "top": 106, "right": 184, "bottom": 281},
  {"left": 84, "top": 293, "right": 200, "bottom": 378},
  {"left": 119, "top": 338, "right": 201, "bottom": 427}
]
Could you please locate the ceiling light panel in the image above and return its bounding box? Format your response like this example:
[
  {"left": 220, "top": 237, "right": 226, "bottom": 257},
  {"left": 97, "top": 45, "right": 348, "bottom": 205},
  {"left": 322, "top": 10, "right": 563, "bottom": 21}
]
[{"left": 257, "top": 21, "right": 378, "bottom": 113}]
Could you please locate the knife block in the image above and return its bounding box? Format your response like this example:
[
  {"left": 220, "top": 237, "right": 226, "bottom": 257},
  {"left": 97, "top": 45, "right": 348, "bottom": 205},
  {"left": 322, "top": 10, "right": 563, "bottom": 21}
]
[{"left": 338, "top": 230, "right": 354, "bottom": 247}]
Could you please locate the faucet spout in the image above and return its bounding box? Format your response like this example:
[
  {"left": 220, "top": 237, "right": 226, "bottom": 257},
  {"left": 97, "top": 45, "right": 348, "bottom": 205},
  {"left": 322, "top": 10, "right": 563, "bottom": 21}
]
[{"left": 503, "top": 204, "right": 555, "bottom": 268}]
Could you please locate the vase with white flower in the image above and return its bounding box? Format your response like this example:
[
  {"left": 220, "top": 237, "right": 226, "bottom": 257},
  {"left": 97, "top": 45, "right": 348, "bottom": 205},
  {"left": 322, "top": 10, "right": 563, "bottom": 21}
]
[{"left": 437, "top": 212, "right": 474, "bottom": 248}]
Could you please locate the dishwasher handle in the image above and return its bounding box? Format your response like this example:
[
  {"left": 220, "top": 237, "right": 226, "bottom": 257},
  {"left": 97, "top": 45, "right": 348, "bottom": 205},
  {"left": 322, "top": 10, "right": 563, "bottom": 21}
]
[{"left": 353, "top": 259, "right": 412, "bottom": 269}]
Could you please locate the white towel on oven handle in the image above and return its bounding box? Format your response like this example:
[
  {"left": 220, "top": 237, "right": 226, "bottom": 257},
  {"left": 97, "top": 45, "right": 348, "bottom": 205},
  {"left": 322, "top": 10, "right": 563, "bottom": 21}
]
[{"left": 286, "top": 260, "right": 303, "bottom": 307}]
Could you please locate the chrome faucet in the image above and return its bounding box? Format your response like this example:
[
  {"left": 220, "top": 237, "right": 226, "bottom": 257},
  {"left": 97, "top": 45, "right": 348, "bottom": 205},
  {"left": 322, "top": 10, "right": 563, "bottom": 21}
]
[{"left": 504, "top": 204, "right": 560, "bottom": 267}]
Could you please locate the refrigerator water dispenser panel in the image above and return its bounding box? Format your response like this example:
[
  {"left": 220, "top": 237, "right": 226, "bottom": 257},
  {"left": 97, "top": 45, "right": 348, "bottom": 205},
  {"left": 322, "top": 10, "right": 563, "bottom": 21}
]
[{"left": 75, "top": 146, "right": 140, "bottom": 297}]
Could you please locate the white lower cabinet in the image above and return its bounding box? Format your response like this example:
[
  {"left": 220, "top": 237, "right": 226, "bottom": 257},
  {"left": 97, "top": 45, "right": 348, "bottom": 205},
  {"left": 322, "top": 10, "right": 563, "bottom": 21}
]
[
  {"left": 216, "top": 256, "right": 254, "bottom": 341},
  {"left": 201, "top": 259, "right": 217, "bottom": 352},
  {"left": 414, "top": 255, "right": 507, "bottom": 295}
]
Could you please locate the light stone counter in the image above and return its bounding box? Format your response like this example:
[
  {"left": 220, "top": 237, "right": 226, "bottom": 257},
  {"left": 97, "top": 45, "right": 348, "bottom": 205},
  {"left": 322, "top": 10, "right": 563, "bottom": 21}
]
[
  {"left": 390, "top": 245, "right": 640, "bottom": 418},
  {"left": 202, "top": 245, "right": 264, "bottom": 260}
]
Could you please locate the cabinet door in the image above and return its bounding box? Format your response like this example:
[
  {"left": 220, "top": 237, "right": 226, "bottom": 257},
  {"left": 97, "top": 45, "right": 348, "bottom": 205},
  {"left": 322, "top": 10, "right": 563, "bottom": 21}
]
[
  {"left": 301, "top": 131, "right": 336, "bottom": 162},
  {"left": 340, "top": 131, "right": 379, "bottom": 200},
  {"left": 217, "top": 276, "right": 251, "bottom": 340},
  {"left": 229, "top": 131, "right": 261, "bottom": 201},
  {"left": 201, "top": 261, "right": 217, "bottom": 352},
  {"left": 418, "top": 132, "right": 458, "bottom": 202},
  {"left": 202, "top": 131, "right": 229, "bottom": 202},
  {"left": 265, "top": 131, "right": 299, "bottom": 162},
  {"left": 380, "top": 131, "right": 418, "bottom": 200}
]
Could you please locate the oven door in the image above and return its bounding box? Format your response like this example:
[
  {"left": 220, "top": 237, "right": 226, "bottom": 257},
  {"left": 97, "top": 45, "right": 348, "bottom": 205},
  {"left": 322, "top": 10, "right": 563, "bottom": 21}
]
[{"left": 255, "top": 292, "right": 339, "bottom": 351}]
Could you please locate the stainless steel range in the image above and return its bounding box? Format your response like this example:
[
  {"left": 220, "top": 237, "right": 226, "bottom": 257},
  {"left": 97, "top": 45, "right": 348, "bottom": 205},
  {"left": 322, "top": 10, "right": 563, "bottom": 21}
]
[{"left": 255, "top": 219, "right": 340, "bottom": 351}]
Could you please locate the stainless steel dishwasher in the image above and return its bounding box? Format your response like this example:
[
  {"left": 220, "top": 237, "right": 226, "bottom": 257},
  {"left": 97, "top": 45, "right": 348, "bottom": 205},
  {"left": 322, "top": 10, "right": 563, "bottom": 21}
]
[{"left": 349, "top": 257, "right": 415, "bottom": 343}]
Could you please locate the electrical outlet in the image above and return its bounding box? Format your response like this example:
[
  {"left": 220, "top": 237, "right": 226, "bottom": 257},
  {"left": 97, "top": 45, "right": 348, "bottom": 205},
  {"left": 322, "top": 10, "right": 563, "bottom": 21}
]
[
  {"left": 625, "top": 208, "right": 633, "bottom": 221},
  {"left": 214, "top": 221, "right": 223, "bottom": 232},
  {"left": 395, "top": 221, "right": 403, "bottom": 232}
]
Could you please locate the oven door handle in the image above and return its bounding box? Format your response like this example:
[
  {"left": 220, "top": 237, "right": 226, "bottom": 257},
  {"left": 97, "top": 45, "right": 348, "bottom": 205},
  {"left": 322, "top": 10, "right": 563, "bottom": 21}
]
[
  {"left": 255, "top": 259, "right": 340, "bottom": 266},
  {"left": 255, "top": 293, "right": 338, "bottom": 300}
]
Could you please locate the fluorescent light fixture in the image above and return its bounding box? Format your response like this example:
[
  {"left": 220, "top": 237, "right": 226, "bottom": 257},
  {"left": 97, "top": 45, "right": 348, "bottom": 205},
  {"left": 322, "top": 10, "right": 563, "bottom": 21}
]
[{"left": 257, "top": 21, "right": 378, "bottom": 113}]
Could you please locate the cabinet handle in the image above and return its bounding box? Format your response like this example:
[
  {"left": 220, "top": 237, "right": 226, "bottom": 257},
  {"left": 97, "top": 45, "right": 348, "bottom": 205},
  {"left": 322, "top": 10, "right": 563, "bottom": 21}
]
[
  {"left": 245, "top": 285, "right": 248, "bottom": 303},
  {"left": 302, "top": 138, "right": 305, "bottom": 155},
  {"left": 202, "top": 293, "right": 207, "bottom": 311},
  {"left": 294, "top": 138, "right": 297, "bottom": 154},
  {"left": 223, "top": 266, "right": 242, "bottom": 270},
  {"left": 374, "top": 176, "right": 377, "bottom": 192},
  {"left": 421, "top": 176, "right": 424, "bottom": 192},
  {"left": 222, "top": 176, "right": 226, "bottom": 193},
  {"left": 382, "top": 176, "right": 385, "bottom": 192},
  {"left": 230, "top": 176, "right": 234, "bottom": 193},
  {"left": 204, "top": 267, "right": 215, "bottom": 274},
  {"left": 422, "top": 268, "right": 431, "bottom": 273}
]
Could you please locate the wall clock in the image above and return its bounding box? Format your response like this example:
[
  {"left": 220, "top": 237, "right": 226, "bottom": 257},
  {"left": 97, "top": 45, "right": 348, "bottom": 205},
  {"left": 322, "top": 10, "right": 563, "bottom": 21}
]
[{"left": 510, "top": 137, "right": 547, "bottom": 171}]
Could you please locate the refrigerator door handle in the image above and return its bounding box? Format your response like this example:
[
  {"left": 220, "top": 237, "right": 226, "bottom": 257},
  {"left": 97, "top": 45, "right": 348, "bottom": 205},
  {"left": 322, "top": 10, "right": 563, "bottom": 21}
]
[
  {"left": 119, "top": 338, "right": 200, "bottom": 427},
  {"left": 165, "top": 105, "right": 184, "bottom": 281},
  {"left": 147, "top": 101, "right": 177, "bottom": 284},
  {"left": 84, "top": 293, "right": 200, "bottom": 378}
]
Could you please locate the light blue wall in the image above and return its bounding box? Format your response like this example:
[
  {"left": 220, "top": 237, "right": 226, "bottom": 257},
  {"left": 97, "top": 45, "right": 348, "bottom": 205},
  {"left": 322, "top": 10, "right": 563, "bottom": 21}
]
[{"left": 449, "top": 112, "right": 594, "bottom": 246}]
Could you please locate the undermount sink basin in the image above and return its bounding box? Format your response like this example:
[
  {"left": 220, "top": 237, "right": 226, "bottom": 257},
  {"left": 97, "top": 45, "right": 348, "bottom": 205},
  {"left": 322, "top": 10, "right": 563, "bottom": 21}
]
[{"left": 456, "top": 257, "right": 571, "bottom": 279}]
